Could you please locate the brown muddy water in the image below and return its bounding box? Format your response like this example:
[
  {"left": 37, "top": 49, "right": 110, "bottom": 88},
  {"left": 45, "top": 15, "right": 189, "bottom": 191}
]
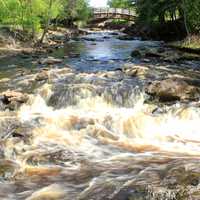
[{"left": 0, "top": 31, "right": 200, "bottom": 200}]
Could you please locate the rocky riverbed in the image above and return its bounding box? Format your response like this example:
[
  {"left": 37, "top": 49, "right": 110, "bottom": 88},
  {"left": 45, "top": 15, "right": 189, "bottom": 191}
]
[{"left": 0, "top": 31, "right": 200, "bottom": 200}]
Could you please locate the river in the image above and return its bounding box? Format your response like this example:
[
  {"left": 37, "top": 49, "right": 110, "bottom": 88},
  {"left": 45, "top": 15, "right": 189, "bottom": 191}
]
[{"left": 0, "top": 31, "right": 200, "bottom": 200}]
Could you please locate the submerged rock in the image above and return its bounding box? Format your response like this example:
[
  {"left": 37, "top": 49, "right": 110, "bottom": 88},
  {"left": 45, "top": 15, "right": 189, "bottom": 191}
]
[
  {"left": 81, "top": 37, "right": 104, "bottom": 42},
  {"left": 81, "top": 37, "right": 97, "bottom": 42},
  {"left": 117, "top": 35, "right": 135, "bottom": 40},
  {"left": 146, "top": 78, "right": 200, "bottom": 102},
  {"left": 68, "top": 52, "right": 80, "bottom": 58},
  {"left": 38, "top": 57, "right": 63, "bottom": 65},
  {"left": 103, "top": 36, "right": 111, "bottom": 39},
  {"left": 109, "top": 32, "right": 119, "bottom": 36}
]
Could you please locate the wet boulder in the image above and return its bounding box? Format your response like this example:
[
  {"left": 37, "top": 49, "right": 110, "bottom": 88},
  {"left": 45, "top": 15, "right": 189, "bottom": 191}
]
[
  {"left": 131, "top": 49, "right": 144, "bottom": 58},
  {"left": 81, "top": 37, "right": 104, "bottom": 42},
  {"left": 103, "top": 36, "right": 111, "bottom": 39},
  {"left": 1, "top": 91, "right": 29, "bottom": 103},
  {"left": 0, "top": 34, "right": 13, "bottom": 47},
  {"left": 123, "top": 63, "right": 149, "bottom": 77},
  {"left": 109, "top": 32, "right": 119, "bottom": 36},
  {"left": 0, "top": 90, "right": 29, "bottom": 110},
  {"left": 49, "top": 34, "right": 66, "bottom": 42},
  {"left": 117, "top": 35, "right": 135, "bottom": 40},
  {"left": 38, "top": 57, "right": 63, "bottom": 65},
  {"left": 131, "top": 46, "right": 149, "bottom": 58},
  {"left": 81, "top": 37, "right": 97, "bottom": 42},
  {"left": 35, "top": 70, "right": 49, "bottom": 81},
  {"left": 146, "top": 78, "right": 200, "bottom": 102},
  {"left": 68, "top": 52, "right": 80, "bottom": 58}
]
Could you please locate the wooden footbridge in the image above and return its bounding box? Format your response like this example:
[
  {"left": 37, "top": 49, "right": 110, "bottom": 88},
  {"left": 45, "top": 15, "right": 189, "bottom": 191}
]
[{"left": 92, "top": 8, "right": 136, "bottom": 21}]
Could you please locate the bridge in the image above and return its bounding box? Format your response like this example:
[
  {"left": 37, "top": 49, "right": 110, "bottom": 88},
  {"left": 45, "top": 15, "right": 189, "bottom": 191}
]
[{"left": 92, "top": 8, "right": 136, "bottom": 21}]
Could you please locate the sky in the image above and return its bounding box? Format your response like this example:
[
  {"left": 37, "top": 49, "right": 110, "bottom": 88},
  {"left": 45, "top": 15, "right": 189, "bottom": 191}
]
[{"left": 90, "top": 0, "right": 108, "bottom": 8}]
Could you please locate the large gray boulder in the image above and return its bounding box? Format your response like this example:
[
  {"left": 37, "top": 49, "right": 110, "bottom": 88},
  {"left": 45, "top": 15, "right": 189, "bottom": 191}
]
[{"left": 146, "top": 78, "right": 200, "bottom": 102}]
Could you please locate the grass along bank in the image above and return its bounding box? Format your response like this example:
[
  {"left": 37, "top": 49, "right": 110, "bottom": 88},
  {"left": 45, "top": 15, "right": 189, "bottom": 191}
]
[{"left": 168, "top": 35, "right": 200, "bottom": 54}]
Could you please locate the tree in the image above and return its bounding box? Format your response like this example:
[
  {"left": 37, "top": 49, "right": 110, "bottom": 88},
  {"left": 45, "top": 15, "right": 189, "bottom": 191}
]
[
  {"left": 135, "top": 0, "right": 200, "bottom": 35},
  {"left": 0, "top": 0, "right": 44, "bottom": 39},
  {"left": 183, "top": 0, "right": 200, "bottom": 33},
  {"left": 0, "top": 0, "right": 91, "bottom": 43},
  {"left": 59, "top": 0, "right": 91, "bottom": 27},
  {"left": 108, "top": 0, "right": 135, "bottom": 9},
  {"left": 39, "top": 0, "right": 53, "bottom": 43}
]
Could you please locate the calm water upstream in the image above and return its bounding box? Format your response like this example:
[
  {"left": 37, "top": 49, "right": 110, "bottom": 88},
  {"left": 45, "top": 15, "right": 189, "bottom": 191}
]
[{"left": 0, "top": 31, "right": 200, "bottom": 200}]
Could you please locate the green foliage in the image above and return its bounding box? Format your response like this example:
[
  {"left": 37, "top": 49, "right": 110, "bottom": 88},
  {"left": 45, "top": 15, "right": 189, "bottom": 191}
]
[
  {"left": 111, "top": 19, "right": 129, "bottom": 25},
  {"left": 59, "top": 0, "right": 91, "bottom": 26},
  {"left": 171, "top": 35, "right": 200, "bottom": 50},
  {"left": 108, "top": 0, "right": 200, "bottom": 34},
  {"left": 135, "top": 0, "right": 200, "bottom": 34},
  {"left": 108, "top": 0, "right": 134, "bottom": 9},
  {"left": 0, "top": 0, "right": 43, "bottom": 34},
  {"left": 136, "top": 0, "right": 182, "bottom": 25},
  {"left": 184, "top": 0, "right": 200, "bottom": 32},
  {"left": 0, "top": 0, "right": 91, "bottom": 40}
]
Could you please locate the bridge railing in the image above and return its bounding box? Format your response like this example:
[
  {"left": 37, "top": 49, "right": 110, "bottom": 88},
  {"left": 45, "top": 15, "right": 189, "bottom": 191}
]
[{"left": 92, "top": 8, "right": 136, "bottom": 17}]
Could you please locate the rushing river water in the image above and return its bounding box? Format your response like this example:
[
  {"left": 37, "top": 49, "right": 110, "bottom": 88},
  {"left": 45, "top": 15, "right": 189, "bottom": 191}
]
[{"left": 0, "top": 31, "right": 200, "bottom": 200}]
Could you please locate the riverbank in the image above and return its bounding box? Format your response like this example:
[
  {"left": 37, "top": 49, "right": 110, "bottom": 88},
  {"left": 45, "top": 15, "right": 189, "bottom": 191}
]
[
  {"left": 168, "top": 35, "right": 200, "bottom": 54},
  {"left": 0, "top": 27, "right": 87, "bottom": 59},
  {"left": 122, "top": 23, "right": 200, "bottom": 58}
]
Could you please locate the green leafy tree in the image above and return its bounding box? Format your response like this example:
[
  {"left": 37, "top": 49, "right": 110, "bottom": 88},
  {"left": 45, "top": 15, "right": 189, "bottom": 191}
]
[
  {"left": 184, "top": 0, "right": 200, "bottom": 33},
  {"left": 136, "top": 0, "right": 200, "bottom": 34},
  {"left": 108, "top": 0, "right": 134, "bottom": 9},
  {"left": 59, "top": 0, "right": 91, "bottom": 27},
  {"left": 0, "top": 0, "right": 91, "bottom": 42}
]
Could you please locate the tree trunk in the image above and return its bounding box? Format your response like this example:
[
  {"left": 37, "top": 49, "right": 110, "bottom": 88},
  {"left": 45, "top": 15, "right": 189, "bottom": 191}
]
[
  {"left": 159, "top": 13, "right": 165, "bottom": 25},
  {"left": 40, "top": 0, "right": 53, "bottom": 43},
  {"left": 29, "top": 0, "right": 35, "bottom": 39},
  {"left": 182, "top": 0, "right": 190, "bottom": 36},
  {"left": 19, "top": 0, "right": 25, "bottom": 32}
]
